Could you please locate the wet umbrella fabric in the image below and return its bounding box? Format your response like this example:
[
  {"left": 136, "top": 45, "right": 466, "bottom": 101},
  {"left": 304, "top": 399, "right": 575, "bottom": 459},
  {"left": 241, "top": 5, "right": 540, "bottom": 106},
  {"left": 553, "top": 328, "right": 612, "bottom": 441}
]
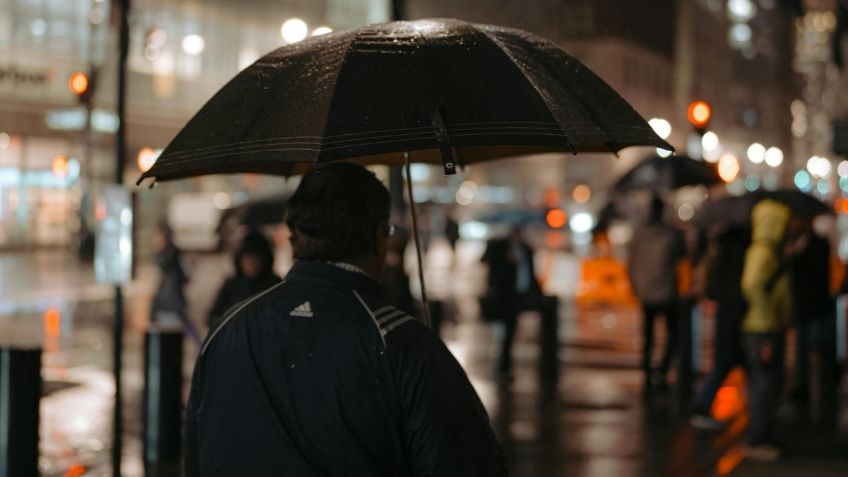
[
  {"left": 613, "top": 155, "right": 721, "bottom": 192},
  {"left": 138, "top": 18, "right": 670, "bottom": 183},
  {"left": 696, "top": 190, "right": 831, "bottom": 228}
]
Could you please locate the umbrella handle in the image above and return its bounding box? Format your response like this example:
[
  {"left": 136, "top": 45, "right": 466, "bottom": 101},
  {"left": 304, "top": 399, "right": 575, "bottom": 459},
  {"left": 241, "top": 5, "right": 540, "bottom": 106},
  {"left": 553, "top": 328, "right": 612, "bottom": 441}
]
[{"left": 405, "top": 153, "right": 432, "bottom": 328}]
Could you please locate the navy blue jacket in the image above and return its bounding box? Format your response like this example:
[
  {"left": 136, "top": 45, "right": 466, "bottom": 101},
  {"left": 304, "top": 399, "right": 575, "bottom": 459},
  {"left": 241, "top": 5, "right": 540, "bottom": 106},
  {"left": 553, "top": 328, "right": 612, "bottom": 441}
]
[{"left": 186, "top": 261, "right": 506, "bottom": 476}]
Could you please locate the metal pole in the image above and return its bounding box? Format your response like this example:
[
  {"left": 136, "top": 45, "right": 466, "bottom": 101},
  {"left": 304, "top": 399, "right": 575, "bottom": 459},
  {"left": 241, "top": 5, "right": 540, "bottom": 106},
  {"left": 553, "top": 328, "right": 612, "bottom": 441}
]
[
  {"left": 112, "top": 1, "right": 130, "bottom": 475},
  {"left": 405, "top": 154, "right": 431, "bottom": 327},
  {"left": 389, "top": 0, "right": 406, "bottom": 219}
]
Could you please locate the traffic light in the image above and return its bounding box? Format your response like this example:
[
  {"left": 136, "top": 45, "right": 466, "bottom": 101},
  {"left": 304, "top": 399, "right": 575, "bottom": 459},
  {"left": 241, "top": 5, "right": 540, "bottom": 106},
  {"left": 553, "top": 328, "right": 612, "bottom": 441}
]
[
  {"left": 687, "top": 100, "right": 711, "bottom": 134},
  {"left": 68, "top": 71, "right": 96, "bottom": 106}
]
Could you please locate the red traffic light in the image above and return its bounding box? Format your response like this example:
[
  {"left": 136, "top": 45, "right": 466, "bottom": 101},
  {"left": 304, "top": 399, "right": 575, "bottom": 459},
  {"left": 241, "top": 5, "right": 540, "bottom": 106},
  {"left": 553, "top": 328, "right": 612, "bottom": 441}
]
[{"left": 687, "top": 100, "right": 711, "bottom": 129}]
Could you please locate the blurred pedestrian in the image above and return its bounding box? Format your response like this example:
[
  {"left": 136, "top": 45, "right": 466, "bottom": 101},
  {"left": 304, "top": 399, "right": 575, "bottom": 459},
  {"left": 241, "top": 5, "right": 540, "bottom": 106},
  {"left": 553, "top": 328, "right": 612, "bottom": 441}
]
[
  {"left": 690, "top": 226, "right": 750, "bottom": 429},
  {"left": 151, "top": 221, "right": 201, "bottom": 346},
  {"left": 445, "top": 213, "right": 460, "bottom": 252},
  {"left": 207, "top": 229, "right": 282, "bottom": 331},
  {"left": 627, "top": 196, "right": 685, "bottom": 390},
  {"left": 481, "top": 225, "right": 546, "bottom": 375},
  {"left": 740, "top": 200, "right": 793, "bottom": 461},
  {"left": 789, "top": 219, "right": 836, "bottom": 410},
  {"left": 186, "top": 163, "right": 506, "bottom": 476}
]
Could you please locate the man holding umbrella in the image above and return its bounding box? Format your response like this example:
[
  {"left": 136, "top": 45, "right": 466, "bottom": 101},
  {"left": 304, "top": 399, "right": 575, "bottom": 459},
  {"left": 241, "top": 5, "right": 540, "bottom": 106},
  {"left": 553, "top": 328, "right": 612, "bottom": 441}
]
[{"left": 185, "top": 163, "right": 506, "bottom": 476}]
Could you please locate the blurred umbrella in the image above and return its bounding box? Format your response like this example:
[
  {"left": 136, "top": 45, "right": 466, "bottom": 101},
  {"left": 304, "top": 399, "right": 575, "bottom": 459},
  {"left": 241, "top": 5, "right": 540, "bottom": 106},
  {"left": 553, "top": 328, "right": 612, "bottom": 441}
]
[
  {"left": 593, "top": 200, "right": 627, "bottom": 232},
  {"left": 477, "top": 208, "right": 547, "bottom": 226},
  {"left": 138, "top": 18, "right": 669, "bottom": 184},
  {"left": 216, "top": 193, "right": 289, "bottom": 250},
  {"left": 234, "top": 194, "right": 289, "bottom": 227},
  {"left": 696, "top": 190, "right": 831, "bottom": 228},
  {"left": 613, "top": 154, "right": 721, "bottom": 193}
]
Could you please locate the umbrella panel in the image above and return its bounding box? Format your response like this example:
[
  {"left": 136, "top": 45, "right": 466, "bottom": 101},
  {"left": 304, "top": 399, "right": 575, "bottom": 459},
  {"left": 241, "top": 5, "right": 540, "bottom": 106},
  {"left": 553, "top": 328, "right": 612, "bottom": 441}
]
[{"left": 139, "top": 19, "right": 670, "bottom": 184}]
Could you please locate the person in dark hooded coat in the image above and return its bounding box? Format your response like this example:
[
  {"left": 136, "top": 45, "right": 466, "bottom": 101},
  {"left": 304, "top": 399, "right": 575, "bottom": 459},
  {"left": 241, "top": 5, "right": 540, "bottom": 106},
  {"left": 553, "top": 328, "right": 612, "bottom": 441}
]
[
  {"left": 207, "top": 230, "right": 282, "bottom": 331},
  {"left": 151, "top": 221, "right": 201, "bottom": 345},
  {"left": 186, "top": 163, "right": 506, "bottom": 477}
]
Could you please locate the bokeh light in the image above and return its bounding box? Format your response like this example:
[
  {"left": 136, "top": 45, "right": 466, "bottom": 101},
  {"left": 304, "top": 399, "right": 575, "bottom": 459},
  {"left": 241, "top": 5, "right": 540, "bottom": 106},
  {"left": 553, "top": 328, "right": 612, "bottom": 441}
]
[
  {"left": 648, "top": 118, "right": 672, "bottom": 139},
  {"left": 717, "top": 153, "right": 740, "bottom": 183},
  {"left": 546, "top": 209, "right": 567, "bottom": 229},
  {"left": 746, "top": 143, "right": 765, "bottom": 164},
  {"left": 794, "top": 170, "right": 812, "bottom": 191},
  {"left": 281, "top": 18, "right": 308, "bottom": 44},
  {"left": 572, "top": 184, "right": 591, "bottom": 203},
  {"left": 181, "top": 34, "right": 205, "bottom": 55}
]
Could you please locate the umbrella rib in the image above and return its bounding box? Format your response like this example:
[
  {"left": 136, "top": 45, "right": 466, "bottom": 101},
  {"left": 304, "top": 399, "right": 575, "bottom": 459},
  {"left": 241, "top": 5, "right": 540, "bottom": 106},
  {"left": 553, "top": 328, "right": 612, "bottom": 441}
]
[{"left": 473, "top": 27, "right": 577, "bottom": 154}]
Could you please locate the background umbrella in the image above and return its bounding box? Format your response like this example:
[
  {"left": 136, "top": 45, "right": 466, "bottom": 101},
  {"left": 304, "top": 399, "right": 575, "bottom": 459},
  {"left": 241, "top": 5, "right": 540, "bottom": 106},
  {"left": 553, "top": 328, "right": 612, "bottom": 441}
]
[
  {"left": 138, "top": 18, "right": 669, "bottom": 184},
  {"left": 696, "top": 189, "right": 832, "bottom": 228},
  {"left": 216, "top": 193, "right": 289, "bottom": 250},
  {"left": 612, "top": 154, "right": 721, "bottom": 193},
  {"left": 138, "top": 18, "right": 670, "bottom": 325},
  {"left": 476, "top": 208, "right": 548, "bottom": 226}
]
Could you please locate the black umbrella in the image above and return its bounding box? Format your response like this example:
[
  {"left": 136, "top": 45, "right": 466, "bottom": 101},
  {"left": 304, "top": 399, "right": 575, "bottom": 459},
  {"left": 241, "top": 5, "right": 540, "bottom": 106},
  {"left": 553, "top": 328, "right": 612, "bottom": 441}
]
[
  {"left": 138, "top": 18, "right": 669, "bottom": 184},
  {"left": 696, "top": 189, "right": 832, "bottom": 228},
  {"left": 613, "top": 154, "right": 722, "bottom": 192},
  {"left": 477, "top": 208, "right": 548, "bottom": 226}
]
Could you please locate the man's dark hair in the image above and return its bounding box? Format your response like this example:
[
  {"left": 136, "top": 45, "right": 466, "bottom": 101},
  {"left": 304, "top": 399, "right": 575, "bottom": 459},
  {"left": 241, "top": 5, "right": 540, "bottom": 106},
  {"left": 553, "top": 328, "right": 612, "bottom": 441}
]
[{"left": 286, "top": 163, "right": 390, "bottom": 262}]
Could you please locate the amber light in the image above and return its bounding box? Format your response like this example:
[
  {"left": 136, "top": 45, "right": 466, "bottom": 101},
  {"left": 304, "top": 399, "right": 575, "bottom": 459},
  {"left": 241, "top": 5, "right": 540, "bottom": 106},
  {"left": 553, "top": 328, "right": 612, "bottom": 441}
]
[
  {"left": 688, "top": 100, "right": 712, "bottom": 129},
  {"left": 546, "top": 209, "right": 567, "bottom": 229},
  {"left": 51, "top": 155, "right": 68, "bottom": 177},
  {"left": 68, "top": 72, "right": 89, "bottom": 95}
]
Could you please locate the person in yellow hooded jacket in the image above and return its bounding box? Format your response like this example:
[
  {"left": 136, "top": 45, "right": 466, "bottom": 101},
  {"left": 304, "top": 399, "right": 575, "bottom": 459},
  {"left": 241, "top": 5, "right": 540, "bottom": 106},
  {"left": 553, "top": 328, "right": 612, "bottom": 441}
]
[{"left": 740, "top": 199, "right": 793, "bottom": 462}]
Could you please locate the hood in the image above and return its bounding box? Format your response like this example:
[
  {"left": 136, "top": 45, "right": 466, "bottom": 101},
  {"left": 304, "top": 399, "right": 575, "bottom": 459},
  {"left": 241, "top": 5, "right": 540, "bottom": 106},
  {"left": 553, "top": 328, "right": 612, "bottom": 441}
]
[
  {"left": 750, "top": 199, "right": 790, "bottom": 245},
  {"left": 234, "top": 230, "right": 276, "bottom": 277}
]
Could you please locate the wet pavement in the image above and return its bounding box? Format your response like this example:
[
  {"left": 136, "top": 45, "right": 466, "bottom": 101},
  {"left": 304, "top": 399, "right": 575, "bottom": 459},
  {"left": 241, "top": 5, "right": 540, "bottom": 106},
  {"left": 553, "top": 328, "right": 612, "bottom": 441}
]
[{"left": 2, "top": 248, "right": 848, "bottom": 476}]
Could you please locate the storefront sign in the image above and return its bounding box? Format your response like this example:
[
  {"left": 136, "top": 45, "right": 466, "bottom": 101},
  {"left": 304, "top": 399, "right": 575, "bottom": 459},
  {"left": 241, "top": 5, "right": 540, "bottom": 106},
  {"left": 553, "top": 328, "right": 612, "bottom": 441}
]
[{"left": 0, "top": 65, "right": 50, "bottom": 87}]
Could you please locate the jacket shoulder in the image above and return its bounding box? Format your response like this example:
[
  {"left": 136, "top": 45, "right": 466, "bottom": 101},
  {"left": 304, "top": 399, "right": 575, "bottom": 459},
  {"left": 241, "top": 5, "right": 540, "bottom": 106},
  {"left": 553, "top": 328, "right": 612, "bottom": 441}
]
[{"left": 351, "top": 290, "right": 422, "bottom": 349}]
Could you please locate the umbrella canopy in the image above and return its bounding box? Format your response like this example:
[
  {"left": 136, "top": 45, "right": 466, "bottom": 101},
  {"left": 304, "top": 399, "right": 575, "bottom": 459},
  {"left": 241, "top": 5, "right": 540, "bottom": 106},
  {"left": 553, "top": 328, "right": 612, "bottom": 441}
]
[
  {"left": 138, "top": 18, "right": 670, "bottom": 184},
  {"left": 476, "top": 208, "right": 548, "bottom": 226},
  {"left": 696, "top": 189, "right": 831, "bottom": 228},
  {"left": 613, "top": 154, "right": 722, "bottom": 192}
]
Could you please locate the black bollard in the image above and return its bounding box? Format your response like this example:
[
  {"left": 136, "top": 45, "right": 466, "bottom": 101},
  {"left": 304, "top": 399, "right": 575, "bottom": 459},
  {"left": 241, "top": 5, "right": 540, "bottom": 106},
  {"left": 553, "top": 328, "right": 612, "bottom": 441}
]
[
  {"left": 0, "top": 347, "right": 41, "bottom": 477},
  {"left": 539, "top": 296, "right": 560, "bottom": 382},
  {"left": 143, "top": 326, "right": 183, "bottom": 477}
]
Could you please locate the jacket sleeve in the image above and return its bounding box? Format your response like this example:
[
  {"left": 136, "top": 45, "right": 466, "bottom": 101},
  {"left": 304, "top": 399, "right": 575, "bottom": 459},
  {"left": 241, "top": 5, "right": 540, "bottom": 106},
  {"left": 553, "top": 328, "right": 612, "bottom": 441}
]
[{"left": 389, "top": 327, "right": 507, "bottom": 477}]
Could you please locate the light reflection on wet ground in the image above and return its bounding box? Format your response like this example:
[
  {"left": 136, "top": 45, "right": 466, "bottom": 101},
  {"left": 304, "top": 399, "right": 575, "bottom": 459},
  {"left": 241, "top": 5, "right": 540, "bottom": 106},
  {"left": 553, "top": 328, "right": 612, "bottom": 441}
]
[{"left": 2, "top": 249, "right": 848, "bottom": 476}]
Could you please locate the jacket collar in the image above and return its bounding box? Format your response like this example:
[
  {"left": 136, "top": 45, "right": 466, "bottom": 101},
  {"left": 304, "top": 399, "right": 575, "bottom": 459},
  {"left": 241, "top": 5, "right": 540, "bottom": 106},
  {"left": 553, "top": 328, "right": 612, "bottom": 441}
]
[{"left": 286, "top": 260, "right": 384, "bottom": 298}]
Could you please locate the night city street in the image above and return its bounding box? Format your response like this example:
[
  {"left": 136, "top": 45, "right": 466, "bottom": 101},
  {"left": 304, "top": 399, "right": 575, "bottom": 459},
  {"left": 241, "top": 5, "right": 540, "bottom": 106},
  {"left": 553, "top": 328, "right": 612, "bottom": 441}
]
[{"left": 3, "top": 0, "right": 848, "bottom": 476}]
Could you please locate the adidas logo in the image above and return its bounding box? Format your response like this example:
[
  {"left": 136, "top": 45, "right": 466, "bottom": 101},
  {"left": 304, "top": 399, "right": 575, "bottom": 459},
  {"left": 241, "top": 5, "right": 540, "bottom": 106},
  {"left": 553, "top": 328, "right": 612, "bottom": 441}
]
[{"left": 290, "top": 301, "right": 314, "bottom": 317}]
